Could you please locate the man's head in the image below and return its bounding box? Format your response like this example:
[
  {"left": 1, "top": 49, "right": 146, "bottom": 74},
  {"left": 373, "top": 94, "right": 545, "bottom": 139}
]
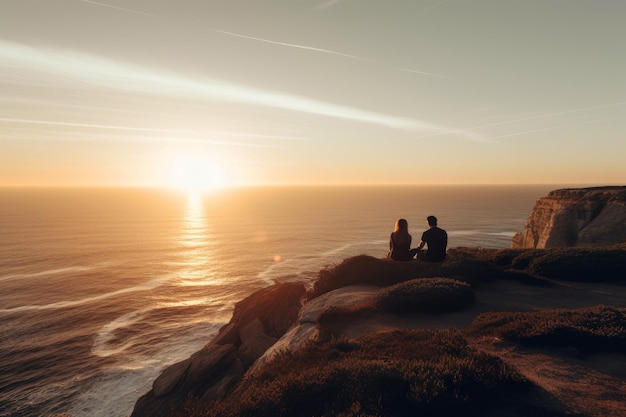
[{"left": 427, "top": 215, "right": 438, "bottom": 227}]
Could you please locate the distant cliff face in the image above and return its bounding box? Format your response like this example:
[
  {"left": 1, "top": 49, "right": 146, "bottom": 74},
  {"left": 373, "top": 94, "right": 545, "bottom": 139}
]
[{"left": 511, "top": 187, "right": 626, "bottom": 249}]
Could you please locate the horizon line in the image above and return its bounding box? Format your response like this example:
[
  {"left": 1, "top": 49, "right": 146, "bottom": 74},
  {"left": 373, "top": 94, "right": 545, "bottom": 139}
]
[{"left": 0, "top": 182, "right": 609, "bottom": 189}]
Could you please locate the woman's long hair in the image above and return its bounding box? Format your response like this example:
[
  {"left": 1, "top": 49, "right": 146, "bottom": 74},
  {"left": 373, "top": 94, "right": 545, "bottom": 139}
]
[{"left": 392, "top": 218, "right": 411, "bottom": 247}]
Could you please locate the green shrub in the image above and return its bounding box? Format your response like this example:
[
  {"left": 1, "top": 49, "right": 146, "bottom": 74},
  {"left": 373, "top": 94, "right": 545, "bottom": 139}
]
[
  {"left": 510, "top": 250, "right": 543, "bottom": 270},
  {"left": 485, "top": 249, "right": 533, "bottom": 267},
  {"left": 308, "top": 255, "right": 440, "bottom": 299},
  {"left": 317, "top": 278, "right": 477, "bottom": 326},
  {"left": 439, "top": 259, "right": 505, "bottom": 283},
  {"left": 308, "top": 247, "right": 625, "bottom": 302},
  {"left": 184, "top": 330, "right": 527, "bottom": 417},
  {"left": 526, "top": 249, "right": 626, "bottom": 282},
  {"left": 447, "top": 247, "right": 529, "bottom": 268},
  {"left": 468, "top": 305, "right": 626, "bottom": 352},
  {"left": 377, "top": 278, "right": 474, "bottom": 314},
  {"left": 450, "top": 247, "right": 626, "bottom": 283}
]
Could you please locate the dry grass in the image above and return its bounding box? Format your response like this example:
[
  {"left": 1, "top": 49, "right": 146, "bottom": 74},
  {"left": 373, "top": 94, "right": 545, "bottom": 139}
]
[
  {"left": 178, "top": 329, "right": 533, "bottom": 417},
  {"left": 173, "top": 248, "right": 626, "bottom": 417},
  {"left": 308, "top": 245, "right": 623, "bottom": 302},
  {"left": 467, "top": 305, "right": 626, "bottom": 353},
  {"left": 448, "top": 247, "right": 626, "bottom": 283},
  {"left": 308, "top": 255, "right": 429, "bottom": 299},
  {"left": 316, "top": 277, "right": 475, "bottom": 327},
  {"left": 376, "top": 277, "right": 474, "bottom": 314}
]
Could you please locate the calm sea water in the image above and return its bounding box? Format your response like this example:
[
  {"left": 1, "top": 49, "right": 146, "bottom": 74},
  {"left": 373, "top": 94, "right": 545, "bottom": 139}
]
[{"left": 0, "top": 185, "right": 556, "bottom": 417}]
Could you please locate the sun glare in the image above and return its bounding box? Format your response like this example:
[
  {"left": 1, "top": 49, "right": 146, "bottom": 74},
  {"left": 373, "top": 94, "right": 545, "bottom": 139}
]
[{"left": 169, "top": 156, "right": 227, "bottom": 193}]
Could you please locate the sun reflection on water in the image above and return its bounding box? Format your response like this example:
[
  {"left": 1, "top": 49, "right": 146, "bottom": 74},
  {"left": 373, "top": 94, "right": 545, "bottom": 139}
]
[
  {"left": 183, "top": 192, "right": 206, "bottom": 243},
  {"left": 175, "top": 192, "right": 219, "bottom": 286}
]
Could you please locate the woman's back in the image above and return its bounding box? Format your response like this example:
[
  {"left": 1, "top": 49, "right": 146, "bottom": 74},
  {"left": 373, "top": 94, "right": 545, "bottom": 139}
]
[
  {"left": 391, "top": 230, "right": 411, "bottom": 251},
  {"left": 389, "top": 219, "right": 417, "bottom": 261}
]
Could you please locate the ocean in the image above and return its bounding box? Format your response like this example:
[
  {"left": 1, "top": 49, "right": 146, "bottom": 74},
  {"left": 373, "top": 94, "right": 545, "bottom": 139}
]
[{"left": 0, "top": 185, "right": 556, "bottom": 417}]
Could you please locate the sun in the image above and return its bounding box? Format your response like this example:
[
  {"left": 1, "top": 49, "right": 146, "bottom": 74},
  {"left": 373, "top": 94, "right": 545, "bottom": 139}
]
[{"left": 169, "top": 156, "right": 227, "bottom": 193}]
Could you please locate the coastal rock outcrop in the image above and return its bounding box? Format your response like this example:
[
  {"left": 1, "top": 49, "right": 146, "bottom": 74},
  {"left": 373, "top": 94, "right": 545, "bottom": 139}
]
[
  {"left": 252, "top": 284, "right": 380, "bottom": 371},
  {"left": 511, "top": 186, "right": 626, "bottom": 249},
  {"left": 128, "top": 249, "right": 626, "bottom": 417},
  {"left": 130, "top": 282, "right": 306, "bottom": 417}
]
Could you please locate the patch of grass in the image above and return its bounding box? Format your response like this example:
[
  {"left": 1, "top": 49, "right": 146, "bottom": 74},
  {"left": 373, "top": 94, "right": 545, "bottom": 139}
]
[
  {"left": 180, "top": 329, "right": 530, "bottom": 417},
  {"left": 447, "top": 247, "right": 530, "bottom": 268},
  {"left": 524, "top": 249, "right": 626, "bottom": 282},
  {"left": 308, "top": 255, "right": 441, "bottom": 299},
  {"left": 316, "top": 278, "right": 476, "bottom": 326},
  {"left": 416, "top": 247, "right": 626, "bottom": 284},
  {"left": 308, "top": 248, "right": 621, "bottom": 301},
  {"left": 467, "top": 305, "right": 626, "bottom": 353},
  {"left": 377, "top": 278, "right": 474, "bottom": 314}
]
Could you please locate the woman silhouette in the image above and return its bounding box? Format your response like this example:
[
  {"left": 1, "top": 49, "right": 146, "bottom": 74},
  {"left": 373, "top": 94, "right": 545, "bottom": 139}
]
[{"left": 388, "top": 218, "right": 419, "bottom": 261}]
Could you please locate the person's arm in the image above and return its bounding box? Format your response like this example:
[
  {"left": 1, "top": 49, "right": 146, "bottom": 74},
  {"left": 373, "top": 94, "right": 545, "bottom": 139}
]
[{"left": 417, "top": 230, "right": 427, "bottom": 250}]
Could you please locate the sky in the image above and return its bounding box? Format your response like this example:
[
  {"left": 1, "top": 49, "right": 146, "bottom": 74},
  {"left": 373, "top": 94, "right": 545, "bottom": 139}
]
[{"left": 1, "top": 0, "right": 625, "bottom": 188}]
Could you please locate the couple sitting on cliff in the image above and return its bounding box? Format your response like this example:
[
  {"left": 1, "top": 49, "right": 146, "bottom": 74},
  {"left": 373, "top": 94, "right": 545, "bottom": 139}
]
[{"left": 387, "top": 216, "right": 447, "bottom": 262}]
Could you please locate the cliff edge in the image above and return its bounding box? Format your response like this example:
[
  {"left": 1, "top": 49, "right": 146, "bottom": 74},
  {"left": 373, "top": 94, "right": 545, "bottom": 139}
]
[
  {"left": 130, "top": 282, "right": 306, "bottom": 417},
  {"left": 511, "top": 186, "right": 626, "bottom": 249},
  {"left": 129, "top": 250, "right": 626, "bottom": 417},
  {"left": 129, "top": 184, "right": 626, "bottom": 416}
]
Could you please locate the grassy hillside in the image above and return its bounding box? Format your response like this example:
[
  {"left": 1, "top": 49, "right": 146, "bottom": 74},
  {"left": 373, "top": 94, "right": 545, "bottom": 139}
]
[{"left": 175, "top": 246, "right": 626, "bottom": 417}]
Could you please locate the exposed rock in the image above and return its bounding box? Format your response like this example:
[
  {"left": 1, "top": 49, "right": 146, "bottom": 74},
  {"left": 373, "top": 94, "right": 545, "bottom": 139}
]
[
  {"left": 130, "top": 282, "right": 306, "bottom": 417},
  {"left": 511, "top": 186, "right": 626, "bottom": 249},
  {"left": 300, "top": 284, "right": 379, "bottom": 324},
  {"left": 229, "top": 281, "right": 306, "bottom": 338},
  {"left": 236, "top": 318, "right": 279, "bottom": 366},
  {"left": 210, "top": 322, "right": 238, "bottom": 346},
  {"left": 132, "top": 343, "right": 236, "bottom": 417},
  {"left": 186, "top": 343, "right": 237, "bottom": 383},
  {"left": 252, "top": 285, "right": 379, "bottom": 371},
  {"left": 201, "top": 357, "right": 246, "bottom": 401},
  {"left": 152, "top": 358, "right": 191, "bottom": 398}
]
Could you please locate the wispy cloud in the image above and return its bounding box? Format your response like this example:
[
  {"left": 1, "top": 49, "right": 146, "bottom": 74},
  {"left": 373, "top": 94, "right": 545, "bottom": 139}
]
[
  {"left": 0, "top": 117, "right": 187, "bottom": 133},
  {"left": 410, "top": 0, "right": 448, "bottom": 20},
  {"left": 210, "top": 28, "right": 369, "bottom": 61},
  {"left": 1, "top": 41, "right": 456, "bottom": 133},
  {"left": 76, "top": 0, "right": 444, "bottom": 83},
  {"left": 465, "top": 101, "right": 626, "bottom": 132},
  {"left": 212, "top": 27, "right": 450, "bottom": 79},
  {"left": 315, "top": 0, "right": 344, "bottom": 10},
  {"left": 75, "top": 0, "right": 157, "bottom": 17},
  {"left": 407, "top": 129, "right": 484, "bottom": 142},
  {"left": 407, "top": 100, "right": 626, "bottom": 142},
  {"left": 488, "top": 124, "right": 574, "bottom": 141},
  {"left": 216, "top": 132, "right": 309, "bottom": 141},
  {"left": 1, "top": 121, "right": 277, "bottom": 148},
  {"left": 398, "top": 67, "right": 451, "bottom": 79}
]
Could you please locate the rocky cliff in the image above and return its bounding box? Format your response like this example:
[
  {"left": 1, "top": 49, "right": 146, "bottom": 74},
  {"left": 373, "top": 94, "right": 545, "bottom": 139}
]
[
  {"left": 129, "top": 249, "right": 626, "bottom": 417},
  {"left": 511, "top": 186, "right": 626, "bottom": 249},
  {"left": 130, "top": 282, "right": 306, "bottom": 417},
  {"left": 128, "top": 186, "right": 626, "bottom": 416}
]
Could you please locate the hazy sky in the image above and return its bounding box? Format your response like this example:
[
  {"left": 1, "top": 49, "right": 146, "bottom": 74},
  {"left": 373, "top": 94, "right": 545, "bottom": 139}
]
[{"left": 1, "top": 0, "right": 625, "bottom": 187}]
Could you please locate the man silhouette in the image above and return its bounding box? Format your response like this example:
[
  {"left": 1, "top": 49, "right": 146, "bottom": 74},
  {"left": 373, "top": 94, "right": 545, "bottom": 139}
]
[{"left": 417, "top": 215, "right": 447, "bottom": 262}]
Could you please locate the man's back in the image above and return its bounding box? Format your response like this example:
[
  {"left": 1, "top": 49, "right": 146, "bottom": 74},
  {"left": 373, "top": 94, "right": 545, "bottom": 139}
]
[{"left": 421, "top": 226, "right": 447, "bottom": 262}]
